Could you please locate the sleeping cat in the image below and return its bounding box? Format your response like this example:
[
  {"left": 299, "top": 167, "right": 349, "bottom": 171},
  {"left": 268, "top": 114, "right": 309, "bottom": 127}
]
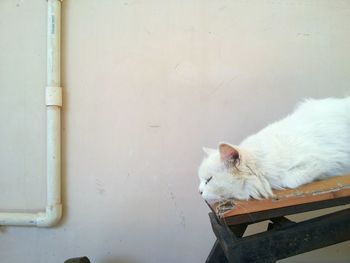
[{"left": 198, "top": 97, "right": 350, "bottom": 201}]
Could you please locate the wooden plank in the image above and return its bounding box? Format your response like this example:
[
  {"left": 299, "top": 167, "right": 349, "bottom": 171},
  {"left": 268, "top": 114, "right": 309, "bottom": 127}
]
[
  {"left": 210, "top": 174, "right": 350, "bottom": 220},
  {"left": 223, "top": 196, "right": 350, "bottom": 226}
]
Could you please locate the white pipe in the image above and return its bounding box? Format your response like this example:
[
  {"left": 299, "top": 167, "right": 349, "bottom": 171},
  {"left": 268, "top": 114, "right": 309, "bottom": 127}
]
[{"left": 0, "top": 0, "right": 63, "bottom": 227}]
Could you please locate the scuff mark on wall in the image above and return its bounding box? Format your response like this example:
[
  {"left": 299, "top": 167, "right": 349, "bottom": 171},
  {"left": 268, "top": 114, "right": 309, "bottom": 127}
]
[{"left": 167, "top": 185, "right": 186, "bottom": 229}]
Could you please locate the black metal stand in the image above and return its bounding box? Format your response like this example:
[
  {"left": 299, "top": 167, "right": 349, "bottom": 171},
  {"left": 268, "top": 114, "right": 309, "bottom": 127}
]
[{"left": 206, "top": 208, "right": 350, "bottom": 263}]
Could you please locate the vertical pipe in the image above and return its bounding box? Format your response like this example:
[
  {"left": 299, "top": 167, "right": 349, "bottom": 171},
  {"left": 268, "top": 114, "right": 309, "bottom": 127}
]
[
  {"left": 47, "top": 0, "right": 61, "bottom": 87},
  {"left": 46, "top": 0, "right": 61, "bottom": 209},
  {"left": 37, "top": 0, "right": 63, "bottom": 226}
]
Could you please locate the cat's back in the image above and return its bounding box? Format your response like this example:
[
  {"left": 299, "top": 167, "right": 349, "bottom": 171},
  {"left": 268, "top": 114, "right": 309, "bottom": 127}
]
[
  {"left": 242, "top": 97, "right": 350, "bottom": 152},
  {"left": 241, "top": 97, "right": 350, "bottom": 179},
  {"left": 293, "top": 97, "right": 350, "bottom": 122}
]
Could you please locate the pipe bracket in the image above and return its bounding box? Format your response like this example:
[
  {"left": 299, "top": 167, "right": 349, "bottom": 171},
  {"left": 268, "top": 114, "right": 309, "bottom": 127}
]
[{"left": 46, "top": 86, "right": 62, "bottom": 107}]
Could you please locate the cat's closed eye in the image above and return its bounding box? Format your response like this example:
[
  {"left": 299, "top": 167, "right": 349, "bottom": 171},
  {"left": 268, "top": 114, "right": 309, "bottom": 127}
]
[{"left": 205, "top": 176, "right": 213, "bottom": 185}]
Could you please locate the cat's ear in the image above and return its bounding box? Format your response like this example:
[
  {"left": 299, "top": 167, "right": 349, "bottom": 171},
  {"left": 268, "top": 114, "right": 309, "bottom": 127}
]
[
  {"left": 218, "top": 142, "right": 240, "bottom": 162},
  {"left": 202, "top": 147, "right": 216, "bottom": 156}
]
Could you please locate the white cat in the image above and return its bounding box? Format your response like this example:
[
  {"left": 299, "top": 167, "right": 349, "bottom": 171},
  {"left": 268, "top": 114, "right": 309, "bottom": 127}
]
[{"left": 198, "top": 97, "right": 350, "bottom": 201}]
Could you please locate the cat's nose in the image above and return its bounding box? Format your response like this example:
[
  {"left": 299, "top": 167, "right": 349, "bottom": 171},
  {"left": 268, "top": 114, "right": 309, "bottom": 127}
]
[{"left": 199, "top": 191, "right": 203, "bottom": 195}]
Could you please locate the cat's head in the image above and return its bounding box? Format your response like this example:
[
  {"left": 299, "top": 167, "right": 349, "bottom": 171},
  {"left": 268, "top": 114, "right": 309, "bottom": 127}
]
[{"left": 198, "top": 142, "right": 273, "bottom": 201}]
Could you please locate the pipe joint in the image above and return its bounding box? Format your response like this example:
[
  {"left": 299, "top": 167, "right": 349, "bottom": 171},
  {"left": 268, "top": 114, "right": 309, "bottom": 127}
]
[
  {"left": 36, "top": 203, "right": 62, "bottom": 227},
  {"left": 46, "top": 86, "right": 62, "bottom": 107}
]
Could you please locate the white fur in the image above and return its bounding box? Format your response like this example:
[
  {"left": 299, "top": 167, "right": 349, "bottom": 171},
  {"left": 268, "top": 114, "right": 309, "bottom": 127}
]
[{"left": 198, "top": 97, "right": 350, "bottom": 201}]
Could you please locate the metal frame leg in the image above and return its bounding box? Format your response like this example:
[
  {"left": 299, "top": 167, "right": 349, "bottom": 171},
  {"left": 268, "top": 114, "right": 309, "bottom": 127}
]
[{"left": 206, "top": 208, "right": 350, "bottom": 263}]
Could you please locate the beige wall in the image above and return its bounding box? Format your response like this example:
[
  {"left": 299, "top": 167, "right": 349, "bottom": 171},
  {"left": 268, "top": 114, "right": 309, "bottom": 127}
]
[{"left": 1, "top": 0, "right": 350, "bottom": 262}]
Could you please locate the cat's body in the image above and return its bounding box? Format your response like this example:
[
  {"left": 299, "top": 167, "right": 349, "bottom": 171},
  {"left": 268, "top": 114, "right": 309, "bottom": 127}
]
[{"left": 198, "top": 97, "right": 350, "bottom": 201}]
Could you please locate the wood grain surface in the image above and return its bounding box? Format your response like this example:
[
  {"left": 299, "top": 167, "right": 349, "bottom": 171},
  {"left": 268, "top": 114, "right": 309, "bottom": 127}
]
[{"left": 211, "top": 174, "right": 350, "bottom": 219}]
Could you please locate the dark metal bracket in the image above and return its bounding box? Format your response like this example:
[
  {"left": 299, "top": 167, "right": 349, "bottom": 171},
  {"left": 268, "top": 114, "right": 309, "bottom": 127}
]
[
  {"left": 64, "top": 257, "right": 90, "bottom": 263},
  {"left": 206, "top": 208, "right": 350, "bottom": 263}
]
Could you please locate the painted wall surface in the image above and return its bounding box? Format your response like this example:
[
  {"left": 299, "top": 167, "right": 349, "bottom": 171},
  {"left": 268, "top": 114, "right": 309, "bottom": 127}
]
[{"left": 1, "top": 0, "right": 350, "bottom": 262}]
